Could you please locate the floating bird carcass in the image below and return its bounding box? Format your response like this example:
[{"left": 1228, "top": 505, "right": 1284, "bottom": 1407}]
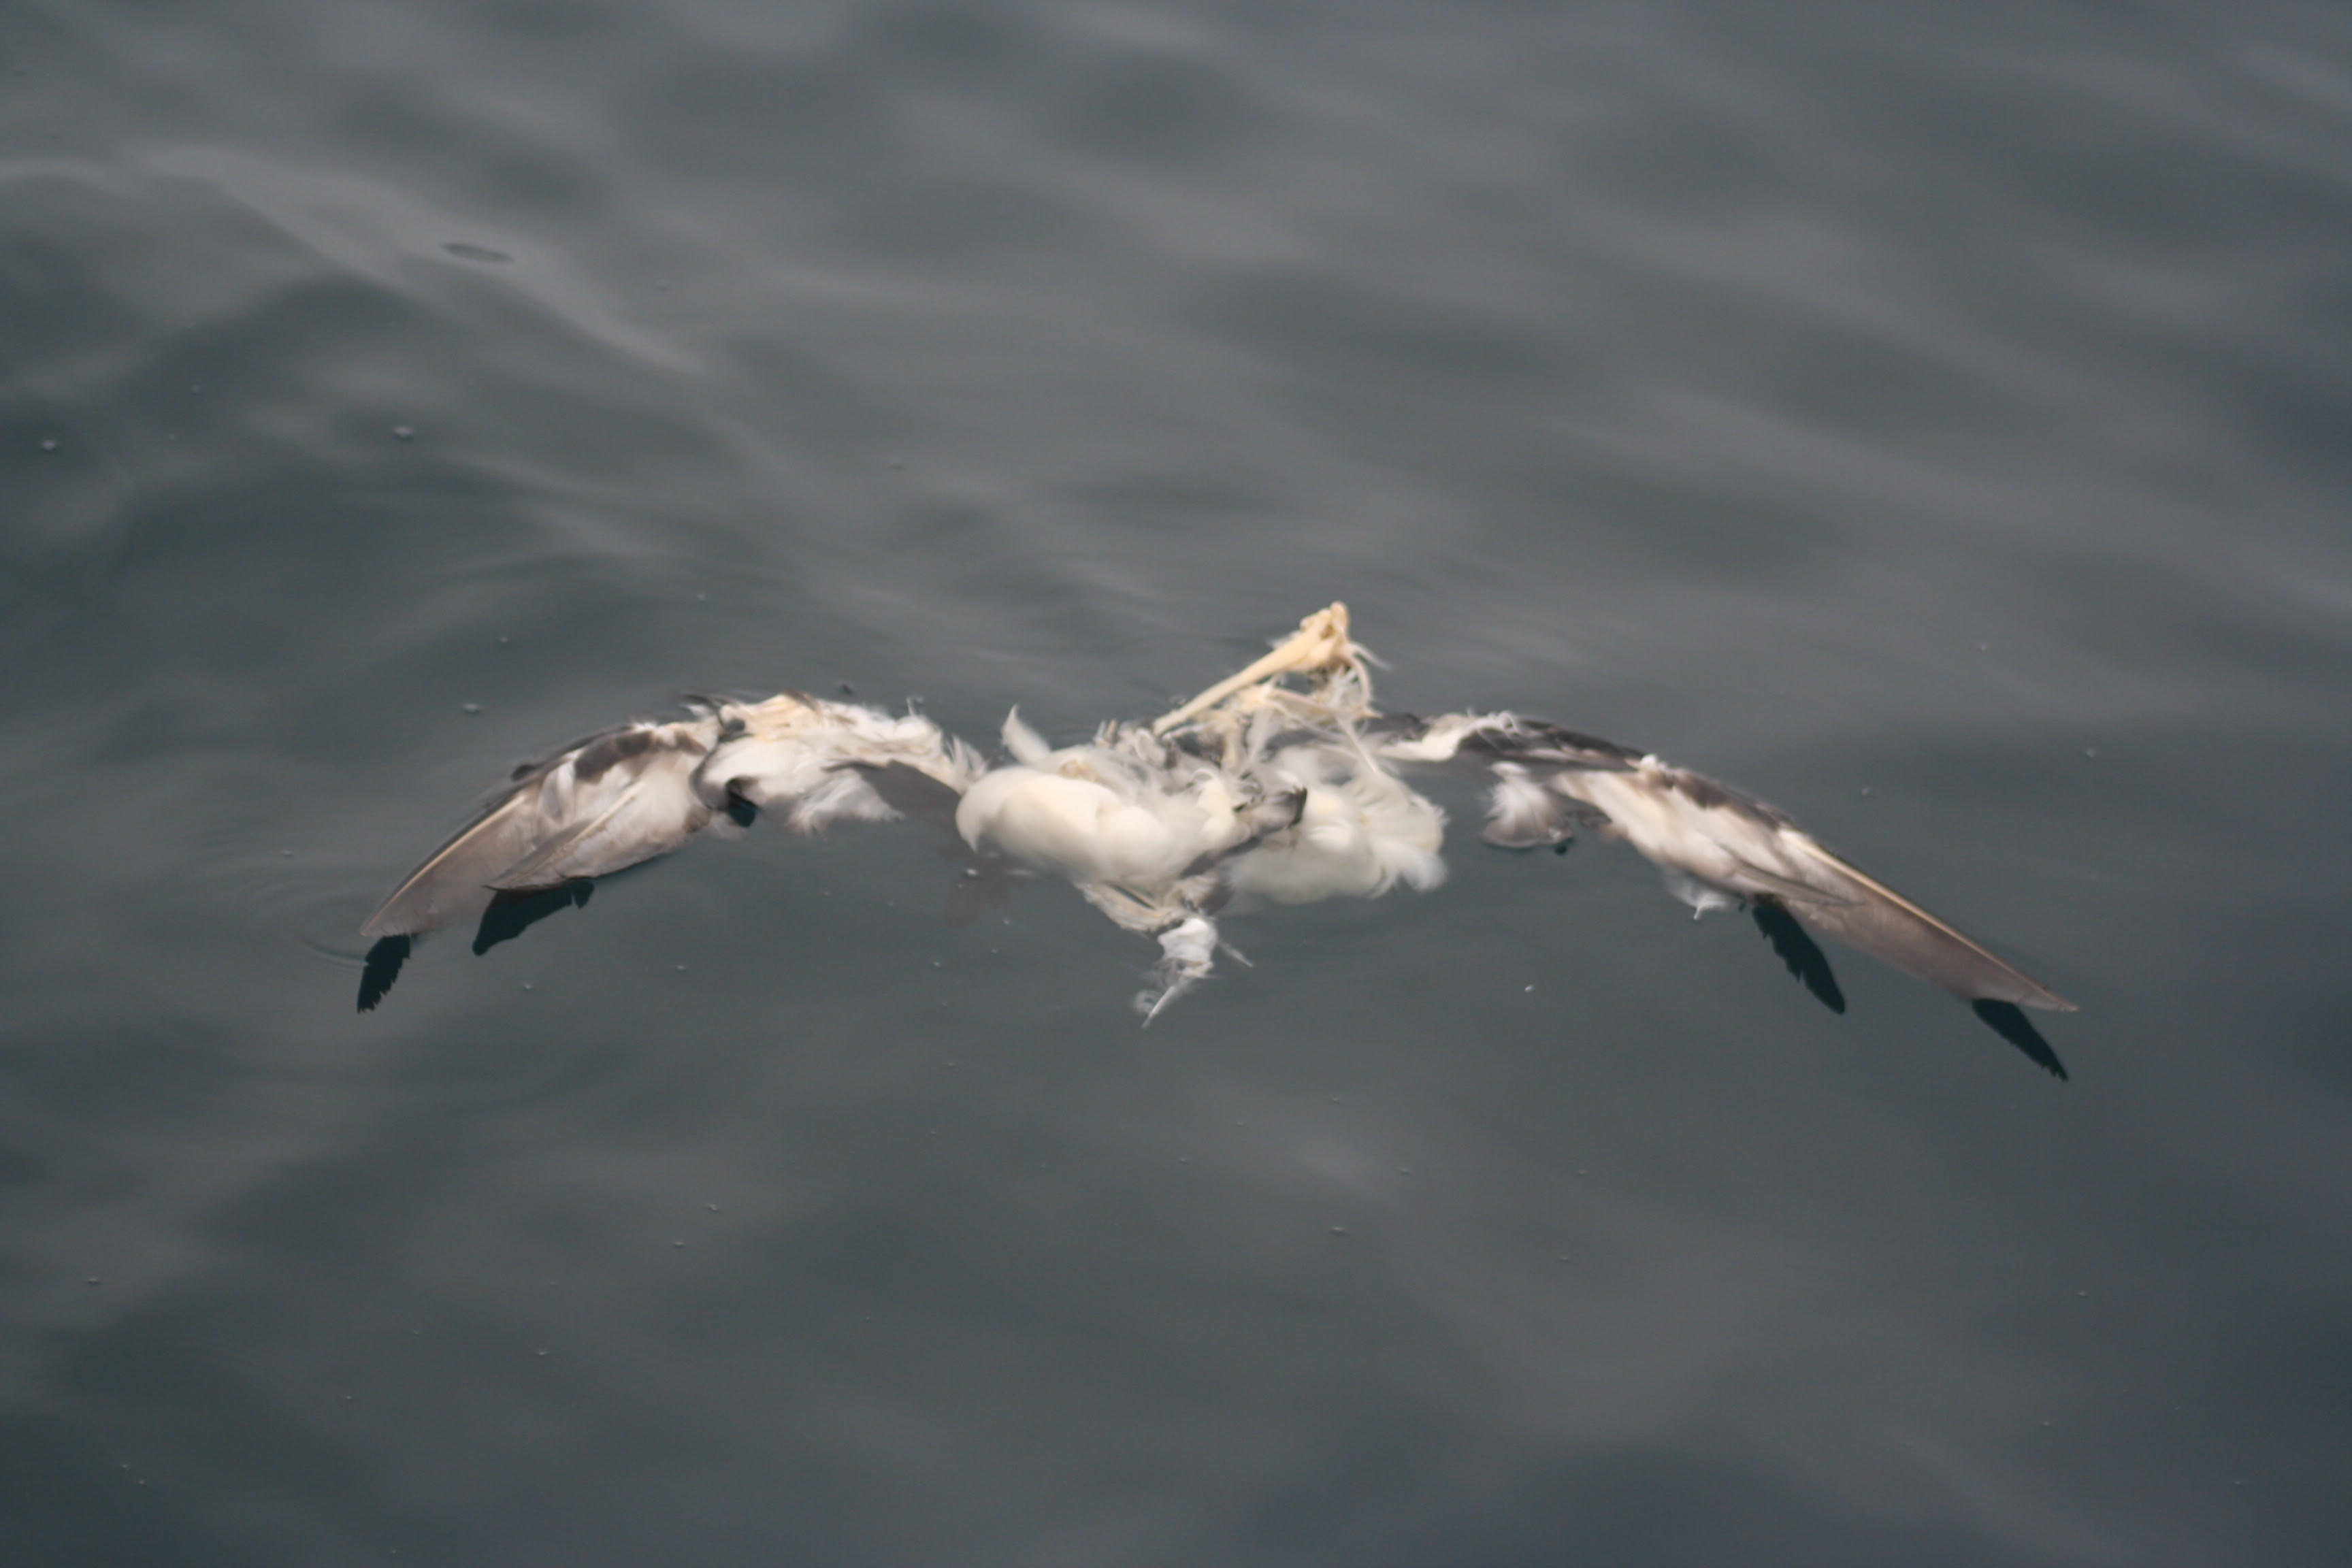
[{"left": 359, "top": 605, "right": 2074, "bottom": 1072}]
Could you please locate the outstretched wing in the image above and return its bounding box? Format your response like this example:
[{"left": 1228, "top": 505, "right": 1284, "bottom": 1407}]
[
  {"left": 361, "top": 717, "right": 725, "bottom": 938},
  {"left": 1379, "top": 713, "right": 2075, "bottom": 1012},
  {"left": 362, "top": 694, "right": 987, "bottom": 941}
]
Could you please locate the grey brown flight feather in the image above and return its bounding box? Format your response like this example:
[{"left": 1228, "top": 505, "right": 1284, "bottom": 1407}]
[
  {"left": 361, "top": 787, "right": 565, "bottom": 938},
  {"left": 1769, "top": 839, "right": 2075, "bottom": 1011}
]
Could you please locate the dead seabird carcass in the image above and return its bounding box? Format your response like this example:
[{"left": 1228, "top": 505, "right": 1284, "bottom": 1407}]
[{"left": 359, "top": 605, "right": 2074, "bottom": 1073}]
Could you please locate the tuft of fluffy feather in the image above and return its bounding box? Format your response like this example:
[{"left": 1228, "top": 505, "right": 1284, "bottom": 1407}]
[
  {"left": 700, "top": 693, "right": 982, "bottom": 834},
  {"left": 1224, "top": 744, "right": 1446, "bottom": 904},
  {"left": 1137, "top": 916, "right": 1221, "bottom": 1022}
]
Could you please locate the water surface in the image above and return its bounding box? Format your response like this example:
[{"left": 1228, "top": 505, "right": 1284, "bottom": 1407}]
[{"left": 5, "top": 2, "right": 2350, "bottom": 1563}]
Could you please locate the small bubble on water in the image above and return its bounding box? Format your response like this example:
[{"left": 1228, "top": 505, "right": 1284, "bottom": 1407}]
[
  {"left": 461, "top": 703, "right": 481, "bottom": 715},
  {"left": 39, "top": 438, "right": 59, "bottom": 453},
  {"left": 392, "top": 425, "right": 414, "bottom": 442}
]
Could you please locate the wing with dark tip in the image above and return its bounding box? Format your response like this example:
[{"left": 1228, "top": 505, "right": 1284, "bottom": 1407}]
[
  {"left": 1386, "top": 713, "right": 2074, "bottom": 1013},
  {"left": 361, "top": 716, "right": 721, "bottom": 938},
  {"left": 363, "top": 696, "right": 986, "bottom": 944}
]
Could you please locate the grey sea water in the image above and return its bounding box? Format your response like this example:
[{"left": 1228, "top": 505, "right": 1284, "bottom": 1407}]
[{"left": 5, "top": 1, "right": 2350, "bottom": 1563}]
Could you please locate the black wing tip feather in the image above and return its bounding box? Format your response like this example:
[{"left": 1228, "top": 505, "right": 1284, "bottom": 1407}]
[
  {"left": 1754, "top": 902, "right": 2070, "bottom": 1079},
  {"left": 1751, "top": 900, "right": 1846, "bottom": 1014},
  {"left": 357, "top": 935, "right": 412, "bottom": 1012},
  {"left": 471, "top": 881, "right": 595, "bottom": 955},
  {"left": 1972, "top": 1000, "right": 2070, "bottom": 1080}
]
